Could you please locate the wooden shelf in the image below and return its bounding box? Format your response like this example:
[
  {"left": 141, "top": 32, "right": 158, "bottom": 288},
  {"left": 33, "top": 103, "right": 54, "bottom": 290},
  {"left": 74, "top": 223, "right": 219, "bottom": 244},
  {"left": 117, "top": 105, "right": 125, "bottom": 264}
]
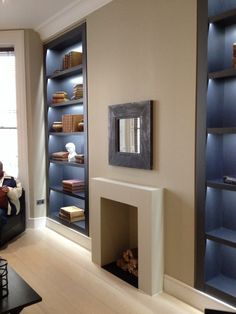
[
  {"left": 49, "top": 99, "right": 83, "bottom": 108},
  {"left": 206, "top": 228, "right": 236, "bottom": 248},
  {"left": 209, "top": 8, "right": 236, "bottom": 26},
  {"left": 207, "top": 127, "right": 236, "bottom": 134},
  {"left": 47, "top": 64, "right": 83, "bottom": 80},
  {"left": 208, "top": 68, "right": 236, "bottom": 79},
  {"left": 49, "top": 185, "right": 85, "bottom": 200}
]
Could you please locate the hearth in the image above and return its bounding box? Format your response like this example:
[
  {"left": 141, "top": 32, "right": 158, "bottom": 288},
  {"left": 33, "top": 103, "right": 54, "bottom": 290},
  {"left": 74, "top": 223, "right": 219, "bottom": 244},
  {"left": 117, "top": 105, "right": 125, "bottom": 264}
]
[{"left": 91, "top": 177, "right": 164, "bottom": 295}]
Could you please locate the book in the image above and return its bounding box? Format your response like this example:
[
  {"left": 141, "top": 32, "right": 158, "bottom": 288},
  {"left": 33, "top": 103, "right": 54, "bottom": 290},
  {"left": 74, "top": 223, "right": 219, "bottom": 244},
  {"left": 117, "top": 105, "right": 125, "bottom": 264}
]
[
  {"left": 60, "top": 205, "right": 84, "bottom": 218},
  {"left": 62, "top": 114, "right": 83, "bottom": 132},
  {"left": 59, "top": 212, "right": 85, "bottom": 223},
  {"left": 62, "top": 179, "right": 84, "bottom": 186},
  {"left": 51, "top": 151, "right": 69, "bottom": 161}
]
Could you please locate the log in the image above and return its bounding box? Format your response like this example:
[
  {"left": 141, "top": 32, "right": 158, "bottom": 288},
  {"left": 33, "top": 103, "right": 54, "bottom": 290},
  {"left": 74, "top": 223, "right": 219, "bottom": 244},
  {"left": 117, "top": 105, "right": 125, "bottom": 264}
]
[{"left": 116, "top": 248, "right": 138, "bottom": 277}]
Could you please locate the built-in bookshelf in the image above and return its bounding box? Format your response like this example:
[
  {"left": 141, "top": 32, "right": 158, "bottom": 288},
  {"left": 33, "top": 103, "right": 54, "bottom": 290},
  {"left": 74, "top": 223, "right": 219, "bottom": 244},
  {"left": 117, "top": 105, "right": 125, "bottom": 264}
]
[
  {"left": 44, "top": 23, "right": 89, "bottom": 236},
  {"left": 196, "top": 0, "right": 236, "bottom": 306}
]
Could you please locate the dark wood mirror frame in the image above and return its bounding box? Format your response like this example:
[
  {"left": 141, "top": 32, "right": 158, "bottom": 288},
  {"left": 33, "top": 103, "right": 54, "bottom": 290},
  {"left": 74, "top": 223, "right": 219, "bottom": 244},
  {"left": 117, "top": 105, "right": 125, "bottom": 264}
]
[{"left": 108, "top": 100, "right": 153, "bottom": 169}]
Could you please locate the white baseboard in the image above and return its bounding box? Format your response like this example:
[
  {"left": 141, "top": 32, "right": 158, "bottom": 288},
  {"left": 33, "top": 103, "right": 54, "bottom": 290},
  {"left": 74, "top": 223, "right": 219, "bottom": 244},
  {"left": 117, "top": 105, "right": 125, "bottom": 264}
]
[
  {"left": 164, "top": 274, "right": 236, "bottom": 312},
  {"left": 27, "top": 217, "right": 46, "bottom": 229},
  {"left": 46, "top": 218, "right": 91, "bottom": 251}
]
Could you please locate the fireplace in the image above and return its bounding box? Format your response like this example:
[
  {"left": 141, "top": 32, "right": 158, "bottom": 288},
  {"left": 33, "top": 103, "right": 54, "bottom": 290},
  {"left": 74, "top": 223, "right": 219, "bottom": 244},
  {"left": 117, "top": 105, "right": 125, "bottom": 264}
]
[
  {"left": 91, "top": 177, "right": 163, "bottom": 296},
  {"left": 100, "top": 198, "right": 138, "bottom": 287}
]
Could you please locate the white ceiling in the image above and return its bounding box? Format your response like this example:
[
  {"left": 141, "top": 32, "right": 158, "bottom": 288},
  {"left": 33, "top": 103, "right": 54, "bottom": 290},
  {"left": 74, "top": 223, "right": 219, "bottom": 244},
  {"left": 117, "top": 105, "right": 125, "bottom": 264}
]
[
  {"left": 0, "top": 0, "right": 111, "bottom": 40},
  {"left": 0, "top": 0, "right": 79, "bottom": 29}
]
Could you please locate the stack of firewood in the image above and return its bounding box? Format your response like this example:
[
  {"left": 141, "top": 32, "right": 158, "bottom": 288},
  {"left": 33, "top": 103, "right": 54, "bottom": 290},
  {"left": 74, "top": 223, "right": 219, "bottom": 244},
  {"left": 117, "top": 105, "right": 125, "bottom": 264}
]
[{"left": 116, "top": 248, "right": 138, "bottom": 277}]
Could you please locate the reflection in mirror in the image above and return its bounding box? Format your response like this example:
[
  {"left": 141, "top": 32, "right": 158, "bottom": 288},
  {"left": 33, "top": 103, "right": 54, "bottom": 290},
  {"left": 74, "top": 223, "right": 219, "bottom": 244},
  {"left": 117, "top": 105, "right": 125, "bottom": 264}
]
[{"left": 119, "top": 117, "right": 140, "bottom": 153}]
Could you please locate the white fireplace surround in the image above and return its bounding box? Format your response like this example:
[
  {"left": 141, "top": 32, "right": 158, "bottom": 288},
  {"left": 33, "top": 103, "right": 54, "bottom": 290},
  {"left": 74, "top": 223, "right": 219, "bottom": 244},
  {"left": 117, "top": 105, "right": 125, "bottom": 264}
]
[{"left": 91, "top": 177, "right": 164, "bottom": 296}]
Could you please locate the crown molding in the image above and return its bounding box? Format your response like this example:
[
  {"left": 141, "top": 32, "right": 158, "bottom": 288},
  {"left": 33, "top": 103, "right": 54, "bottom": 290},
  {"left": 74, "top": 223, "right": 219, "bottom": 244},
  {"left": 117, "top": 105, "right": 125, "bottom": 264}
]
[{"left": 36, "top": 0, "right": 112, "bottom": 42}]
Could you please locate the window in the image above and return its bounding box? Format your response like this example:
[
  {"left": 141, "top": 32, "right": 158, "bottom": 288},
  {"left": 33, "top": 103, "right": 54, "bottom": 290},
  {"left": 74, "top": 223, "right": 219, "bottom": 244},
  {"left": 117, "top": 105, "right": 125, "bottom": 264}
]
[{"left": 0, "top": 48, "right": 18, "bottom": 177}]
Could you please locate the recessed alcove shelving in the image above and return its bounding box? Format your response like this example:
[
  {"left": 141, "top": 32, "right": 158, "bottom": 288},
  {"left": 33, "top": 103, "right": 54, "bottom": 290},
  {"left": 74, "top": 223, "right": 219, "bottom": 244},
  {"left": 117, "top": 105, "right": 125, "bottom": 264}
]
[
  {"left": 44, "top": 23, "right": 89, "bottom": 236},
  {"left": 196, "top": 0, "right": 236, "bottom": 306}
]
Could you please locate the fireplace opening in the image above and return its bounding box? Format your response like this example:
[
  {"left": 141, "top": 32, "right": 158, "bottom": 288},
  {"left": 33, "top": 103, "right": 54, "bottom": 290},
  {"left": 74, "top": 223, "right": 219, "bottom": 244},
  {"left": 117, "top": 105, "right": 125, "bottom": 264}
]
[{"left": 100, "top": 198, "right": 138, "bottom": 288}]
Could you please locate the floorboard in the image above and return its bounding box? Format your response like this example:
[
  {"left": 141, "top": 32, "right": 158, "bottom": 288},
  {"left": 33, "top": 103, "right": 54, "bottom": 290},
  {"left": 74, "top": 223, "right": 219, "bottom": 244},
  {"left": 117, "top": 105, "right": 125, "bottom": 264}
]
[{"left": 0, "top": 228, "right": 202, "bottom": 314}]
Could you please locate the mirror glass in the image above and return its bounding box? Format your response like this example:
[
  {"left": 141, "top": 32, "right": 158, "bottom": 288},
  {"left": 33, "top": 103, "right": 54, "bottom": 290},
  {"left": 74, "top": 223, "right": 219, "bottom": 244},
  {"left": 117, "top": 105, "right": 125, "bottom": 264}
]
[{"left": 119, "top": 117, "right": 140, "bottom": 153}]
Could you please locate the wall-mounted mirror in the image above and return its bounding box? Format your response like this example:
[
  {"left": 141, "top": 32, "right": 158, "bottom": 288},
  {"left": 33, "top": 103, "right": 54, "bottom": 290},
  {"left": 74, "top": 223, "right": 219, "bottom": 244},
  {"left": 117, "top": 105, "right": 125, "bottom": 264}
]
[
  {"left": 119, "top": 117, "right": 141, "bottom": 154},
  {"left": 109, "top": 100, "right": 153, "bottom": 169}
]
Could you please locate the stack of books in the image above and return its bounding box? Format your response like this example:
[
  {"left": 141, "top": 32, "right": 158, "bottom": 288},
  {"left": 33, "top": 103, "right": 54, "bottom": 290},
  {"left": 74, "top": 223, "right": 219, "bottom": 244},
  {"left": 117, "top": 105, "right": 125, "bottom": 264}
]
[
  {"left": 71, "top": 84, "right": 83, "bottom": 100},
  {"left": 63, "top": 51, "right": 82, "bottom": 69},
  {"left": 75, "top": 154, "right": 84, "bottom": 164},
  {"left": 62, "top": 114, "right": 83, "bottom": 132},
  {"left": 52, "top": 91, "right": 69, "bottom": 104},
  {"left": 51, "top": 151, "right": 69, "bottom": 161},
  {"left": 59, "top": 205, "right": 85, "bottom": 223},
  {"left": 62, "top": 179, "right": 85, "bottom": 193}
]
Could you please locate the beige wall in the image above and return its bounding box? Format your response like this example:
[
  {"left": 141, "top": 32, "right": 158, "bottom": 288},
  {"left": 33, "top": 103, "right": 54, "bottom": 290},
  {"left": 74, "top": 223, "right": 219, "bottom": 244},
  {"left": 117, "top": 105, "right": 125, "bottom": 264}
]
[
  {"left": 24, "top": 29, "right": 46, "bottom": 218},
  {"left": 87, "top": 0, "right": 197, "bottom": 286}
]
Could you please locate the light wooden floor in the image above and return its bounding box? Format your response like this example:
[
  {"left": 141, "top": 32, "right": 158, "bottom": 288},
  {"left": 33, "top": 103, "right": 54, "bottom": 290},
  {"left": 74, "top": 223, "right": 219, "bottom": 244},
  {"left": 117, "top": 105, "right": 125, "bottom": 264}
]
[{"left": 0, "top": 228, "right": 202, "bottom": 314}]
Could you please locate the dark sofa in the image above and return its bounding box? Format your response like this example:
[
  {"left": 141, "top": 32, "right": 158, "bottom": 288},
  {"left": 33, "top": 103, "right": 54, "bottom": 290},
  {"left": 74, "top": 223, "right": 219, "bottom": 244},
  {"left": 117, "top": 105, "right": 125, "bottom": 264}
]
[{"left": 0, "top": 190, "right": 26, "bottom": 247}]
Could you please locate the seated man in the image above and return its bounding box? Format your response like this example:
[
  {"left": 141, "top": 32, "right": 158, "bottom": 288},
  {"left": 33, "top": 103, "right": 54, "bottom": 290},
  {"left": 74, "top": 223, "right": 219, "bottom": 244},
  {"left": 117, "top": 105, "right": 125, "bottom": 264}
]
[{"left": 0, "top": 161, "right": 22, "bottom": 224}]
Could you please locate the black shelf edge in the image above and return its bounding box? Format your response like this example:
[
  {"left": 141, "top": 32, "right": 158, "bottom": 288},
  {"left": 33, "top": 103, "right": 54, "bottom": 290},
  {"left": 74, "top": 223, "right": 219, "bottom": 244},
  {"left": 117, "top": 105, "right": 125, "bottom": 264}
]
[
  {"left": 208, "top": 68, "right": 236, "bottom": 79},
  {"left": 207, "top": 180, "right": 236, "bottom": 191},
  {"left": 49, "top": 98, "right": 83, "bottom": 108},
  {"left": 49, "top": 131, "right": 84, "bottom": 136},
  {"left": 206, "top": 228, "right": 236, "bottom": 248},
  {"left": 49, "top": 186, "right": 85, "bottom": 200},
  {"left": 47, "top": 64, "right": 83, "bottom": 80},
  {"left": 207, "top": 127, "right": 236, "bottom": 134},
  {"left": 49, "top": 160, "right": 85, "bottom": 168},
  {"left": 209, "top": 8, "right": 236, "bottom": 26}
]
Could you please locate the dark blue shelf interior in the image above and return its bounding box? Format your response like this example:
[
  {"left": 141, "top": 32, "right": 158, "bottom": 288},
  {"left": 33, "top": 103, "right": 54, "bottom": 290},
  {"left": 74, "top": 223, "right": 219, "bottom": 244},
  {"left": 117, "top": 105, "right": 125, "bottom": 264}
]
[
  {"left": 47, "top": 73, "right": 83, "bottom": 104},
  {"left": 49, "top": 190, "right": 85, "bottom": 216},
  {"left": 49, "top": 133, "right": 84, "bottom": 156},
  {"left": 45, "top": 42, "right": 83, "bottom": 77},
  {"left": 206, "top": 188, "right": 236, "bottom": 241},
  {"left": 205, "top": 240, "right": 236, "bottom": 297},
  {"left": 206, "top": 133, "right": 236, "bottom": 180},
  {"left": 207, "top": 77, "right": 236, "bottom": 128},
  {"left": 48, "top": 105, "right": 83, "bottom": 131},
  {"left": 208, "top": 18, "right": 236, "bottom": 72},
  {"left": 208, "top": 0, "right": 236, "bottom": 19},
  {"left": 49, "top": 212, "right": 86, "bottom": 232},
  {"left": 49, "top": 163, "right": 84, "bottom": 187}
]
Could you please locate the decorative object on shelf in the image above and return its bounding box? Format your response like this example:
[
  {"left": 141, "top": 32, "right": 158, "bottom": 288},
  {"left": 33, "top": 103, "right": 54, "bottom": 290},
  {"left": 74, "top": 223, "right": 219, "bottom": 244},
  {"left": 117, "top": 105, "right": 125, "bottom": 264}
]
[
  {"left": 75, "top": 154, "right": 84, "bottom": 164},
  {"left": 63, "top": 51, "right": 82, "bottom": 70},
  {"left": 59, "top": 205, "right": 85, "bottom": 223},
  {"left": 109, "top": 100, "right": 153, "bottom": 169},
  {"left": 0, "top": 257, "right": 8, "bottom": 299},
  {"left": 62, "top": 179, "right": 85, "bottom": 193},
  {"left": 51, "top": 151, "right": 69, "bottom": 161},
  {"left": 233, "top": 43, "right": 236, "bottom": 68},
  {"left": 116, "top": 248, "right": 138, "bottom": 277},
  {"left": 52, "top": 121, "right": 63, "bottom": 132},
  {"left": 62, "top": 114, "right": 83, "bottom": 132},
  {"left": 65, "top": 142, "right": 77, "bottom": 162},
  {"left": 52, "top": 91, "right": 69, "bottom": 104},
  {"left": 223, "top": 175, "right": 236, "bottom": 185},
  {"left": 77, "top": 119, "right": 84, "bottom": 132},
  {"left": 71, "top": 84, "right": 83, "bottom": 100}
]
